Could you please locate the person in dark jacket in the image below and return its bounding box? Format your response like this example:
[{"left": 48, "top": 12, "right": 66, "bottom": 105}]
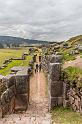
[
  {"left": 39, "top": 63, "right": 41, "bottom": 72},
  {"left": 35, "top": 68, "right": 36, "bottom": 73},
  {"left": 39, "top": 56, "right": 41, "bottom": 62},
  {"left": 36, "top": 63, "right": 38, "bottom": 72}
]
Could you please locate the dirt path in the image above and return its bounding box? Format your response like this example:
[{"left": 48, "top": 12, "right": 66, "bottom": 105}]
[
  {"left": 63, "top": 55, "right": 82, "bottom": 69},
  {"left": 0, "top": 58, "right": 51, "bottom": 124}
]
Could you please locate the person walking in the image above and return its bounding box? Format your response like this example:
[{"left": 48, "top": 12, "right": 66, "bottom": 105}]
[
  {"left": 35, "top": 68, "right": 36, "bottom": 73},
  {"left": 36, "top": 63, "right": 38, "bottom": 72},
  {"left": 39, "top": 56, "right": 41, "bottom": 62},
  {"left": 39, "top": 63, "right": 41, "bottom": 72}
]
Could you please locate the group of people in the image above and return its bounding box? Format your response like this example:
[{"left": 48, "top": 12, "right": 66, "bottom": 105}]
[{"left": 35, "top": 63, "right": 41, "bottom": 73}]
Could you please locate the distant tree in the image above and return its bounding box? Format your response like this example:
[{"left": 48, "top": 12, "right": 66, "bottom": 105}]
[
  {"left": 0, "top": 43, "right": 4, "bottom": 48},
  {"left": 6, "top": 43, "right": 10, "bottom": 48},
  {"left": 12, "top": 43, "right": 19, "bottom": 47}
]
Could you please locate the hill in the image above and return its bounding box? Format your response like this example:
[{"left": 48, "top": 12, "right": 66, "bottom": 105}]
[
  {"left": 0, "top": 36, "right": 48, "bottom": 47},
  {"left": 66, "top": 35, "right": 82, "bottom": 45}
]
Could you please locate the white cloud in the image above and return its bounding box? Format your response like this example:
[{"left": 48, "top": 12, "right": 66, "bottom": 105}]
[{"left": 0, "top": 0, "right": 82, "bottom": 41}]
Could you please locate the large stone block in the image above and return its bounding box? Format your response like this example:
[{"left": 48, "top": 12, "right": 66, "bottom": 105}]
[
  {"left": 15, "top": 75, "right": 29, "bottom": 94},
  {"left": 5, "top": 75, "right": 15, "bottom": 88},
  {"left": 8, "top": 86, "right": 15, "bottom": 99},
  {"left": 1, "top": 103, "right": 9, "bottom": 117},
  {"left": 49, "top": 81, "right": 63, "bottom": 97},
  {"left": 49, "top": 63, "right": 61, "bottom": 81},
  {"left": 58, "top": 97, "right": 63, "bottom": 105},
  {"left": 49, "top": 96, "right": 58, "bottom": 110},
  {"left": 1, "top": 89, "right": 10, "bottom": 105},
  {"left": 63, "top": 82, "right": 70, "bottom": 100},
  {"left": 9, "top": 96, "right": 15, "bottom": 114},
  {"left": 0, "top": 89, "right": 13, "bottom": 116},
  {"left": 63, "top": 99, "right": 69, "bottom": 108},
  {"left": 50, "top": 55, "right": 62, "bottom": 63},
  {"left": 49, "top": 95, "right": 63, "bottom": 110},
  {"left": 15, "top": 94, "right": 28, "bottom": 111},
  {"left": 11, "top": 66, "right": 28, "bottom": 74},
  {"left": 0, "top": 107, "right": 2, "bottom": 118}
]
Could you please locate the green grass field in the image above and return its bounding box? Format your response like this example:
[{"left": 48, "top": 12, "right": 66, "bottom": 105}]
[
  {"left": 52, "top": 107, "right": 82, "bottom": 124},
  {"left": 0, "top": 48, "right": 28, "bottom": 65},
  {"left": 0, "top": 48, "right": 32, "bottom": 75}
]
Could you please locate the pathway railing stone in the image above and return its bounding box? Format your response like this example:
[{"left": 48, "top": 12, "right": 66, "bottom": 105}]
[{"left": 42, "top": 54, "right": 63, "bottom": 110}]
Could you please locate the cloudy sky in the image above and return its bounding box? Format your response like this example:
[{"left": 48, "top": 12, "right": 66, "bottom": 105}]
[{"left": 0, "top": 0, "right": 82, "bottom": 41}]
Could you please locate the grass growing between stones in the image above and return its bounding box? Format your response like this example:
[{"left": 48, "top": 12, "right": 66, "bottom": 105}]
[{"left": 52, "top": 107, "right": 82, "bottom": 124}]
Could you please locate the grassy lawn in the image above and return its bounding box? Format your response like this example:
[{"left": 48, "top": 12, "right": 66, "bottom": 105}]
[
  {"left": 0, "top": 48, "right": 32, "bottom": 75},
  {"left": 0, "top": 48, "right": 28, "bottom": 66},
  {"left": 0, "top": 56, "right": 32, "bottom": 75},
  {"left": 52, "top": 107, "right": 82, "bottom": 124}
]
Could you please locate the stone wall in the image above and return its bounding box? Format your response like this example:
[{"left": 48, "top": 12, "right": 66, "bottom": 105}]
[
  {"left": 0, "top": 60, "right": 34, "bottom": 118},
  {"left": 0, "top": 75, "right": 6, "bottom": 97},
  {"left": 42, "top": 52, "right": 82, "bottom": 114},
  {"left": 0, "top": 50, "right": 35, "bottom": 118},
  {"left": 41, "top": 54, "right": 50, "bottom": 73},
  {"left": 0, "top": 70, "right": 30, "bottom": 118},
  {"left": 0, "top": 75, "right": 16, "bottom": 117},
  {"left": 48, "top": 63, "right": 63, "bottom": 109},
  {"left": 63, "top": 77, "right": 82, "bottom": 113},
  {"left": 42, "top": 54, "right": 63, "bottom": 110},
  {"left": 48, "top": 55, "right": 63, "bottom": 110}
]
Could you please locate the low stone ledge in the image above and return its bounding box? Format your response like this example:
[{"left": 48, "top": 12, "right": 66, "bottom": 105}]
[{"left": 11, "top": 66, "right": 28, "bottom": 73}]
